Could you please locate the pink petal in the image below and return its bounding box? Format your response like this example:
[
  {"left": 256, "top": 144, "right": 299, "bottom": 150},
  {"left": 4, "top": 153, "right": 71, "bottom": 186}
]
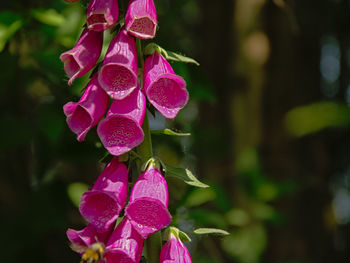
[
  {"left": 98, "top": 29, "right": 138, "bottom": 100},
  {"left": 97, "top": 88, "right": 146, "bottom": 156},
  {"left": 144, "top": 52, "right": 189, "bottom": 118},
  {"left": 67, "top": 224, "right": 112, "bottom": 248},
  {"left": 79, "top": 158, "right": 128, "bottom": 232},
  {"left": 105, "top": 218, "right": 143, "bottom": 263},
  {"left": 63, "top": 74, "right": 109, "bottom": 142},
  {"left": 60, "top": 28, "right": 103, "bottom": 85},
  {"left": 125, "top": 167, "right": 172, "bottom": 239},
  {"left": 87, "top": 0, "right": 119, "bottom": 31},
  {"left": 125, "top": 0, "right": 157, "bottom": 39},
  {"left": 160, "top": 234, "right": 192, "bottom": 263}
]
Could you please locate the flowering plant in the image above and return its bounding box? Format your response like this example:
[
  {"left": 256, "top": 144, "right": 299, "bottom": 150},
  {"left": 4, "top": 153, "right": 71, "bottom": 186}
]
[{"left": 61, "top": 0, "right": 228, "bottom": 262}]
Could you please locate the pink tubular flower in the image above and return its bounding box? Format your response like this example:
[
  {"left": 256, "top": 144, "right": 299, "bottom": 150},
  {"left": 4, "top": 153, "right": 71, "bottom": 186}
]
[
  {"left": 97, "top": 87, "right": 145, "bottom": 156},
  {"left": 63, "top": 74, "right": 109, "bottom": 142},
  {"left": 87, "top": 0, "right": 119, "bottom": 32},
  {"left": 60, "top": 28, "right": 103, "bottom": 85},
  {"left": 144, "top": 52, "right": 189, "bottom": 119},
  {"left": 79, "top": 158, "right": 128, "bottom": 232},
  {"left": 105, "top": 218, "right": 144, "bottom": 263},
  {"left": 98, "top": 29, "right": 138, "bottom": 100},
  {"left": 125, "top": 0, "right": 157, "bottom": 39},
  {"left": 160, "top": 233, "right": 192, "bottom": 263},
  {"left": 125, "top": 166, "right": 172, "bottom": 239},
  {"left": 67, "top": 224, "right": 112, "bottom": 248}
]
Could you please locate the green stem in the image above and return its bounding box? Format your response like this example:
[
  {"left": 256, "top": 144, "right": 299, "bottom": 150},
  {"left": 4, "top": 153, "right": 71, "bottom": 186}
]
[{"left": 135, "top": 37, "right": 161, "bottom": 263}]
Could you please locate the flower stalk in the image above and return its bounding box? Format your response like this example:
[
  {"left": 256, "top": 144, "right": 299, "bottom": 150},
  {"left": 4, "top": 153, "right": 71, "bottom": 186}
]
[{"left": 135, "top": 36, "right": 161, "bottom": 263}]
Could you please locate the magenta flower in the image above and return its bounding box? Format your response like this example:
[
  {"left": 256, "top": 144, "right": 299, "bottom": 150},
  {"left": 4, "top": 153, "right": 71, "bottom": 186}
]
[
  {"left": 60, "top": 28, "right": 103, "bottom": 85},
  {"left": 97, "top": 87, "right": 145, "bottom": 156},
  {"left": 79, "top": 158, "right": 128, "bottom": 232},
  {"left": 67, "top": 224, "right": 112, "bottom": 248},
  {"left": 160, "top": 233, "right": 192, "bottom": 263},
  {"left": 144, "top": 52, "right": 189, "bottom": 119},
  {"left": 98, "top": 29, "right": 138, "bottom": 100},
  {"left": 125, "top": 166, "right": 172, "bottom": 239},
  {"left": 87, "top": 0, "right": 119, "bottom": 32},
  {"left": 125, "top": 0, "right": 157, "bottom": 39},
  {"left": 105, "top": 218, "right": 144, "bottom": 263},
  {"left": 63, "top": 74, "right": 109, "bottom": 142}
]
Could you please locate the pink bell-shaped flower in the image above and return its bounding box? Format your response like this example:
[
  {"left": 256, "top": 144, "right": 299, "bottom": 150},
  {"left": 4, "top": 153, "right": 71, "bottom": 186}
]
[
  {"left": 79, "top": 158, "right": 128, "bottom": 232},
  {"left": 144, "top": 52, "right": 189, "bottom": 119},
  {"left": 63, "top": 74, "right": 109, "bottom": 142},
  {"left": 160, "top": 233, "right": 192, "bottom": 263},
  {"left": 87, "top": 0, "right": 119, "bottom": 32},
  {"left": 60, "top": 28, "right": 103, "bottom": 85},
  {"left": 105, "top": 218, "right": 144, "bottom": 263},
  {"left": 97, "top": 87, "right": 145, "bottom": 156},
  {"left": 98, "top": 29, "right": 138, "bottom": 100},
  {"left": 125, "top": 165, "right": 172, "bottom": 239},
  {"left": 125, "top": 0, "right": 157, "bottom": 39},
  {"left": 67, "top": 223, "right": 112, "bottom": 248}
]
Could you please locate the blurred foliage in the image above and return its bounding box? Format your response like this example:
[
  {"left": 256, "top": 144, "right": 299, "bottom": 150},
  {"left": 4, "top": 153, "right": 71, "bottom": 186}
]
[{"left": 1, "top": 0, "right": 350, "bottom": 263}]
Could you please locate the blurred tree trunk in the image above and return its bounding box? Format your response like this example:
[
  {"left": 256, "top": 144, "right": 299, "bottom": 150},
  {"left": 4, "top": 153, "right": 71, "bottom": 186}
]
[{"left": 261, "top": 1, "right": 335, "bottom": 262}]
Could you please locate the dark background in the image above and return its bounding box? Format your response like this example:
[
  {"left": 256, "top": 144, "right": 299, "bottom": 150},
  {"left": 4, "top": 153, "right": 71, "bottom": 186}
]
[{"left": 1, "top": 0, "right": 350, "bottom": 262}]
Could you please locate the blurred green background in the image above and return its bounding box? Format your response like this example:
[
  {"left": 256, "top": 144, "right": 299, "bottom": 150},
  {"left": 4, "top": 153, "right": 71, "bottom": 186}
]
[{"left": 1, "top": 0, "right": 350, "bottom": 262}]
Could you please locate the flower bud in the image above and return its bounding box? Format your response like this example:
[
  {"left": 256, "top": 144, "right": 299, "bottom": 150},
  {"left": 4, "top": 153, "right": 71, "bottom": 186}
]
[
  {"left": 63, "top": 74, "right": 109, "bottom": 142},
  {"left": 144, "top": 52, "right": 189, "bottom": 119},
  {"left": 79, "top": 158, "right": 128, "bottom": 232},
  {"left": 97, "top": 87, "right": 145, "bottom": 156},
  {"left": 60, "top": 28, "right": 103, "bottom": 85},
  {"left": 125, "top": 166, "right": 172, "bottom": 239},
  {"left": 105, "top": 218, "right": 144, "bottom": 263},
  {"left": 125, "top": 0, "right": 157, "bottom": 39},
  {"left": 67, "top": 224, "right": 112, "bottom": 248},
  {"left": 160, "top": 233, "right": 192, "bottom": 263},
  {"left": 98, "top": 29, "right": 138, "bottom": 100},
  {"left": 87, "top": 0, "right": 119, "bottom": 32}
]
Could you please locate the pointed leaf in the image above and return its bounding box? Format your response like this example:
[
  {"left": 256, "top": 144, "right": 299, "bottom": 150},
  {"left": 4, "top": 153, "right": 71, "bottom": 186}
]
[
  {"left": 0, "top": 11, "right": 23, "bottom": 52},
  {"left": 151, "top": 128, "right": 191, "bottom": 136},
  {"left": 31, "top": 9, "right": 65, "bottom": 26},
  {"left": 194, "top": 228, "right": 229, "bottom": 236},
  {"left": 164, "top": 50, "right": 200, "bottom": 66},
  {"left": 164, "top": 227, "right": 192, "bottom": 242},
  {"left": 178, "top": 230, "right": 192, "bottom": 242},
  {"left": 164, "top": 163, "right": 209, "bottom": 188},
  {"left": 144, "top": 43, "right": 199, "bottom": 66}
]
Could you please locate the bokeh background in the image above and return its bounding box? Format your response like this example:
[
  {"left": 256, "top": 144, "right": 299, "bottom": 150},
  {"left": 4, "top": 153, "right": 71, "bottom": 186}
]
[{"left": 1, "top": 0, "right": 350, "bottom": 262}]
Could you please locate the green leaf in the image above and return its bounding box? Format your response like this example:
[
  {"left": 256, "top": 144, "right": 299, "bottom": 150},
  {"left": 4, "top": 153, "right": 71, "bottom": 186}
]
[
  {"left": 144, "top": 43, "right": 199, "bottom": 66},
  {"left": 285, "top": 102, "right": 350, "bottom": 137},
  {"left": 151, "top": 128, "right": 191, "bottom": 136},
  {"left": 164, "top": 226, "right": 191, "bottom": 242},
  {"left": 67, "top": 182, "right": 89, "bottom": 207},
  {"left": 31, "top": 9, "right": 65, "bottom": 27},
  {"left": 0, "top": 11, "right": 23, "bottom": 52},
  {"left": 164, "top": 163, "right": 209, "bottom": 188},
  {"left": 194, "top": 228, "right": 229, "bottom": 236}
]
